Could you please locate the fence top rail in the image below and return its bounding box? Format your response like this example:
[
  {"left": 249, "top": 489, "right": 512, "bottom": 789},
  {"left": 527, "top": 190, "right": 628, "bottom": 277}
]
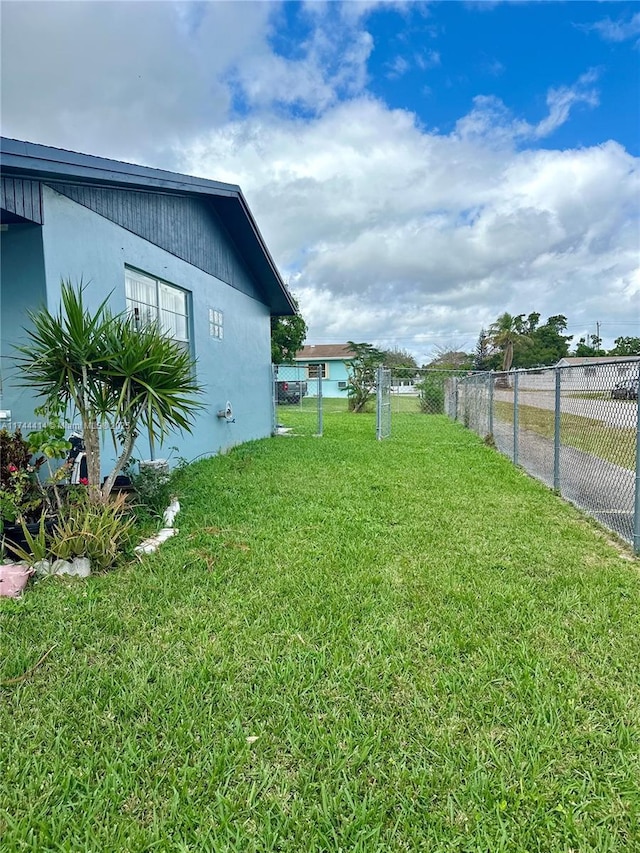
[{"left": 453, "top": 359, "right": 640, "bottom": 383}]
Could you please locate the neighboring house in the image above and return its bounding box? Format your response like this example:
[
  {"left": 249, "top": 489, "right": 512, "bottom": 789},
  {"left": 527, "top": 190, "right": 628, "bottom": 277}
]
[
  {"left": 555, "top": 356, "right": 640, "bottom": 390},
  {"left": 0, "top": 137, "right": 296, "bottom": 471},
  {"left": 512, "top": 355, "right": 640, "bottom": 392},
  {"left": 292, "top": 344, "right": 355, "bottom": 397},
  {"left": 556, "top": 356, "right": 640, "bottom": 371}
]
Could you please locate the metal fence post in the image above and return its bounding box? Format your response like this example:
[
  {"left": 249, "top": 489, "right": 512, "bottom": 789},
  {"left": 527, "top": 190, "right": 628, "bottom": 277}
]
[
  {"left": 554, "top": 367, "right": 561, "bottom": 493},
  {"left": 317, "top": 366, "right": 323, "bottom": 437},
  {"left": 376, "top": 365, "right": 383, "bottom": 440},
  {"left": 453, "top": 377, "right": 459, "bottom": 422},
  {"left": 488, "top": 372, "right": 494, "bottom": 437},
  {"left": 634, "top": 386, "right": 640, "bottom": 556},
  {"left": 272, "top": 364, "right": 278, "bottom": 434},
  {"left": 513, "top": 371, "right": 519, "bottom": 466}
]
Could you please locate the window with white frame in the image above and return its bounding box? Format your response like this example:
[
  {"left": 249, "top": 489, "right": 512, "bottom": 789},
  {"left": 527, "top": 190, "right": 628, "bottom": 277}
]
[
  {"left": 125, "top": 268, "right": 189, "bottom": 348},
  {"left": 209, "top": 308, "right": 224, "bottom": 340},
  {"left": 307, "top": 362, "right": 328, "bottom": 379}
]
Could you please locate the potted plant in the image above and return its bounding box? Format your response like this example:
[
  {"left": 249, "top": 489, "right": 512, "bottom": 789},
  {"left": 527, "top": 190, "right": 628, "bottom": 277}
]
[
  {"left": 0, "top": 561, "right": 34, "bottom": 597},
  {"left": 0, "top": 515, "right": 48, "bottom": 597}
]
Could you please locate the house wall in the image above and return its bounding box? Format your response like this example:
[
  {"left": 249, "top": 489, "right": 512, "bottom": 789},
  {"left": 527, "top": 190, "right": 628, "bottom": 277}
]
[
  {"left": 0, "top": 223, "right": 47, "bottom": 425},
  {"left": 294, "top": 359, "right": 352, "bottom": 397},
  {"left": 2, "top": 185, "right": 274, "bottom": 472}
]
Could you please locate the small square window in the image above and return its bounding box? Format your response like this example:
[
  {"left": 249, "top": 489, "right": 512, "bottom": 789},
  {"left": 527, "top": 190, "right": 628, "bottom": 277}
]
[
  {"left": 307, "top": 362, "right": 327, "bottom": 379},
  {"left": 209, "top": 308, "right": 224, "bottom": 340}
]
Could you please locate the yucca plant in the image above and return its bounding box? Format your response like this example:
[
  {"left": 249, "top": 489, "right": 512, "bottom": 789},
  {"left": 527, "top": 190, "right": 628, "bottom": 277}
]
[{"left": 14, "top": 281, "right": 203, "bottom": 504}]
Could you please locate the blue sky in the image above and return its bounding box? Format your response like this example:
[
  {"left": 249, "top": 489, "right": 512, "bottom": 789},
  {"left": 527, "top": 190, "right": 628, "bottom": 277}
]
[
  {"left": 369, "top": 2, "right": 638, "bottom": 153},
  {"left": 272, "top": 2, "right": 639, "bottom": 154},
  {"left": 2, "top": 1, "right": 639, "bottom": 361}
]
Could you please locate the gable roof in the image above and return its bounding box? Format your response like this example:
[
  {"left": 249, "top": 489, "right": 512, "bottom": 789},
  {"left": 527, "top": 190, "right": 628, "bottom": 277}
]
[
  {"left": 294, "top": 344, "right": 355, "bottom": 361},
  {"left": 0, "top": 137, "right": 296, "bottom": 316}
]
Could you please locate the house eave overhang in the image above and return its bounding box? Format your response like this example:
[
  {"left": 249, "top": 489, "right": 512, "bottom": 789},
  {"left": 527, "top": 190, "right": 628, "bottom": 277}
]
[{"left": 0, "top": 137, "right": 296, "bottom": 316}]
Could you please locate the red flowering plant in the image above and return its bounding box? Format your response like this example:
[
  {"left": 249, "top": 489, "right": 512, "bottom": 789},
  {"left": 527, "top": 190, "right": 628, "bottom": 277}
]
[
  {"left": 0, "top": 428, "right": 45, "bottom": 529},
  {"left": 0, "top": 417, "right": 72, "bottom": 534}
]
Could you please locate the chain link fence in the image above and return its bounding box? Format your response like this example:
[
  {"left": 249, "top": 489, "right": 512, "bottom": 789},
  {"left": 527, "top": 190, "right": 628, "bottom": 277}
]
[
  {"left": 449, "top": 361, "right": 640, "bottom": 552},
  {"left": 387, "top": 368, "right": 470, "bottom": 416},
  {"left": 272, "top": 363, "right": 323, "bottom": 437},
  {"left": 376, "top": 367, "right": 392, "bottom": 440}
]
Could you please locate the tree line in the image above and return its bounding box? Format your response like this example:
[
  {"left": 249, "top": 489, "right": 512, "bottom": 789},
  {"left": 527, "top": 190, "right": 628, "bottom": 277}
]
[
  {"left": 271, "top": 301, "right": 639, "bottom": 374},
  {"left": 416, "top": 314, "right": 640, "bottom": 373},
  {"left": 473, "top": 313, "right": 640, "bottom": 372}
]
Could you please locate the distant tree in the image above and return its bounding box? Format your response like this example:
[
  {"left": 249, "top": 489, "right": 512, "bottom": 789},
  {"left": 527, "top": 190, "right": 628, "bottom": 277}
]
[
  {"left": 381, "top": 347, "right": 418, "bottom": 370},
  {"left": 486, "top": 311, "right": 571, "bottom": 369},
  {"left": 271, "top": 295, "right": 307, "bottom": 364},
  {"left": 474, "top": 329, "right": 492, "bottom": 372},
  {"left": 487, "top": 313, "right": 531, "bottom": 372},
  {"left": 608, "top": 336, "right": 640, "bottom": 356},
  {"left": 519, "top": 314, "right": 572, "bottom": 367},
  {"left": 574, "top": 335, "right": 605, "bottom": 358},
  {"left": 424, "top": 349, "right": 474, "bottom": 371},
  {"left": 346, "top": 341, "right": 385, "bottom": 413},
  {"left": 524, "top": 312, "right": 541, "bottom": 333},
  {"left": 416, "top": 373, "right": 446, "bottom": 414}
]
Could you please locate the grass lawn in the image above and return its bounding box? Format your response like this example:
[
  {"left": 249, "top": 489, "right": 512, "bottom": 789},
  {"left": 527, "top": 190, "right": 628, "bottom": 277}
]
[{"left": 2, "top": 413, "right": 639, "bottom": 851}]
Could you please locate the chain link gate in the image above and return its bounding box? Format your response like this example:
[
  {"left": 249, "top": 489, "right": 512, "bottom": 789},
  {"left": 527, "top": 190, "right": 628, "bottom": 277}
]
[
  {"left": 272, "top": 363, "right": 323, "bottom": 436},
  {"left": 376, "top": 366, "right": 392, "bottom": 440}
]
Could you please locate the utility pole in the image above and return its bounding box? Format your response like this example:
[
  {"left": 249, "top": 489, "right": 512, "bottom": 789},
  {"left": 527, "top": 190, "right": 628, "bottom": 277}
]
[{"left": 596, "top": 321, "right": 601, "bottom": 348}]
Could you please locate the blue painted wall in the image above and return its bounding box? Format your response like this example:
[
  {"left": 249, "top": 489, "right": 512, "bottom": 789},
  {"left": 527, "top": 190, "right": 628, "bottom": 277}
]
[
  {"left": 293, "top": 359, "right": 352, "bottom": 398},
  {"left": 2, "top": 185, "right": 275, "bottom": 473},
  {"left": 0, "top": 223, "right": 47, "bottom": 426}
]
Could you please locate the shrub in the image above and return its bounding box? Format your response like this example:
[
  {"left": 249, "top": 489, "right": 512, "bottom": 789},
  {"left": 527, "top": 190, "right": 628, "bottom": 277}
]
[
  {"left": 417, "top": 374, "right": 445, "bottom": 414},
  {"left": 129, "top": 461, "right": 179, "bottom": 521},
  {"left": 0, "top": 428, "right": 45, "bottom": 526}
]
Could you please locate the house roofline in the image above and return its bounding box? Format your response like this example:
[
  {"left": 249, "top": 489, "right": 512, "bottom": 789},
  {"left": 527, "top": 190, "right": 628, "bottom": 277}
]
[
  {"left": 0, "top": 137, "right": 241, "bottom": 196},
  {"left": 0, "top": 137, "right": 297, "bottom": 316},
  {"left": 293, "top": 355, "right": 354, "bottom": 361}
]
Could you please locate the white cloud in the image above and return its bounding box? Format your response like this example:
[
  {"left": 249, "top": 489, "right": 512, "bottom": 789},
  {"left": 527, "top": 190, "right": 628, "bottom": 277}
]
[
  {"left": 586, "top": 12, "right": 640, "bottom": 44},
  {"left": 415, "top": 49, "right": 441, "bottom": 71},
  {"left": 229, "top": 22, "right": 373, "bottom": 112},
  {"left": 0, "top": 1, "right": 274, "bottom": 162},
  {"left": 2, "top": 2, "right": 637, "bottom": 361},
  {"left": 534, "top": 71, "right": 600, "bottom": 139},
  {"left": 455, "top": 71, "right": 600, "bottom": 145},
  {"left": 386, "top": 56, "right": 410, "bottom": 79},
  {"left": 181, "top": 96, "right": 639, "bottom": 360}
]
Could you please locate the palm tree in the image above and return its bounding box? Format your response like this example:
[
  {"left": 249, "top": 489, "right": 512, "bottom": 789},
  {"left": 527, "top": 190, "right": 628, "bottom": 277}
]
[
  {"left": 488, "top": 312, "right": 528, "bottom": 372},
  {"left": 14, "top": 281, "right": 202, "bottom": 503}
]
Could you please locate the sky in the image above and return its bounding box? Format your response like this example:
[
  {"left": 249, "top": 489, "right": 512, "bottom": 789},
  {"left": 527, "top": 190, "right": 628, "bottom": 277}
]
[{"left": 1, "top": 0, "right": 639, "bottom": 363}]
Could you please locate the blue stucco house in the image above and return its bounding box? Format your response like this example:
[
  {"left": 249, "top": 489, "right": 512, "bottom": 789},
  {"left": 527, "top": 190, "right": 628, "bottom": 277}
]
[
  {"left": 293, "top": 344, "right": 355, "bottom": 397},
  {"left": 0, "top": 137, "right": 296, "bottom": 470}
]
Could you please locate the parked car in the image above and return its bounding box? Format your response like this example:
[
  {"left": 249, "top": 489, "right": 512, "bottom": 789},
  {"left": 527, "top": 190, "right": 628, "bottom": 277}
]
[
  {"left": 611, "top": 378, "right": 638, "bottom": 400},
  {"left": 275, "top": 380, "right": 307, "bottom": 404}
]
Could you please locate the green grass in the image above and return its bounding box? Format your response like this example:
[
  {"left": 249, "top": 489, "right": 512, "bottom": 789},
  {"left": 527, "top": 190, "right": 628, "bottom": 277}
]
[
  {"left": 276, "top": 394, "right": 421, "bottom": 433},
  {"left": 495, "top": 400, "right": 637, "bottom": 470},
  {"left": 2, "top": 413, "right": 639, "bottom": 851}
]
